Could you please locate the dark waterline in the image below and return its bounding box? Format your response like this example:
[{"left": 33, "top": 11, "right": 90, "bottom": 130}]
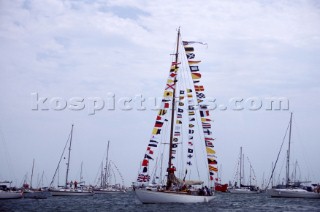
[{"left": 1, "top": 191, "right": 320, "bottom": 211}]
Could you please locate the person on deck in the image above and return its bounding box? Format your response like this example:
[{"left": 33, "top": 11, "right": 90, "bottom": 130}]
[
  {"left": 166, "top": 165, "right": 176, "bottom": 189},
  {"left": 74, "top": 181, "right": 78, "bottom": 189}
]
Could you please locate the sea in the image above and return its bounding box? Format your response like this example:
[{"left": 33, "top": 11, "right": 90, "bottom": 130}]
[{"left": 1, "top": 191, "right": 319, "bottom": 212}]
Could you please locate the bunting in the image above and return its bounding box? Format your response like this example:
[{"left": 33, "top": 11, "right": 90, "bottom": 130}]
[
  {"left": 137, "top": 62, "right": 179, "bottom": 183},
  {"left": 184, "top": 42, "right": 218, "bottom": 179},
  {"left": 186, "top": 87, "right": 196, "bottom": 166}
]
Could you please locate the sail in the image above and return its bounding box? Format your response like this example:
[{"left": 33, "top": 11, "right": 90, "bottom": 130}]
[
  {"left": 183, "top": 42, "right": 218, "bottom": 181},
  {"left": 137, "top": 36, "right": 218, "bottom": 185},
  {"left": 137, "top": 63, "right": 178, "bottom": 182}
]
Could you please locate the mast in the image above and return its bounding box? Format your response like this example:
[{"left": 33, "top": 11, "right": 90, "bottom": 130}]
[
  {"left": 249, "top": 161, "right": 252, "bottom": 186},
  {"left": 167, "top": 28, "right": 180, "bottom": 188},
  {"left": 242, "top": 152, "right": 245, "bottom": 185},
  {"left": 104, "top": 140, "right": 110, "bottom": 187},
  {"left": 100, "top": 162, "right": 104, "bottom": 187},
  {"left": 30, "top": 158, "right": 35, "bottom": 189},
  {"left": 80, "top": 161, "right": 83, "bottom": 183},
  {"left": 40, "top": 170, "right": 44, "bottom": 188},
  {"left": 271, "top": 162, "right": 274, "bottom": 187},
  {"left": 239, "top": 147, "right": 242, "bottom": 186},
  {"left": 286, "top": 112, "right": 293, "bottom": 186},
  {"left": 65, "top": 124, "right": 74, "bottom": 188}
]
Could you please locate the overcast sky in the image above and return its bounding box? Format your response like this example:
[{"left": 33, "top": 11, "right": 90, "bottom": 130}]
[{"left": 0, "top": 0, "right": 319, "bottom": 187}]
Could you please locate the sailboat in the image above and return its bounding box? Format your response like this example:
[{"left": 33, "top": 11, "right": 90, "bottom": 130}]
[
  {"left": 267, "top": 113, "right": 320, "bottom": 199},
  {"left": 49, "top": 124, "right": 94, "bottom": 196},
  {"left": 22, "top": 159, "right": 50, "bottom": 199},
  {"left": 0, "top": 181, "right": 22, "bottom": 199},
  {"left": 229, "top": 147, "right": 260, "bottom": 194},
  {"left": 134, "top": 28, "right": 217, "bottom": 203},
  {"left": 94, "top": 141, "right": 126, "bottom": 194}
]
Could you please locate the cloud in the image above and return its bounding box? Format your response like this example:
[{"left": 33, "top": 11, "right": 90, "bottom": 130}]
[{"left": 0, "top": 0, "right": 319, "bottom": 186}]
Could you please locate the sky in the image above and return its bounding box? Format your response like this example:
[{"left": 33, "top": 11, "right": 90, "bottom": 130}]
[{"left": 0, "top": 0, "right": 320, "bottom": 188}]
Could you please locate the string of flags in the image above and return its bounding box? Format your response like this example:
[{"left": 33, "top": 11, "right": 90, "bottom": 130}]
[
  {"left": 137, "top": 62, "right": 178, "bottom": 182},
  {"left": 183, "top": 41, "right": 218, "bottom": 181}
]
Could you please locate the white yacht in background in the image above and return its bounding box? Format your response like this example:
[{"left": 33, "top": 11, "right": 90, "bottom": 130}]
[
  {"left": 267, "top": 113, "right": 320, "bottom": 199},
  {"left": 229, "top": 147, "right": 260, "bottom": 194},
  {"left": 94, "top": 141, "right": 126, "bottom": 194},
  {"left": 0, "top": 181, "right": 22, "bottom": 199},
  {"left": 49, "top": 125, "right": 94, "bottom": 196}
]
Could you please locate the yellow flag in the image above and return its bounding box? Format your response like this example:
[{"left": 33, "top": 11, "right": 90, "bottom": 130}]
[
  {"left": 188, "top": 60, "right": 201, "bottom": 64},
  {"left": 167, "top": 79, "right": 174, "bottom": 84},
  {"left": 209, "top": 165, "right": 218, "bottom": 172},
  {"left": 152, "top": 128, "right": 160, "bottom": 135},
  {"left": 206, "top": 147, "right": 216, "bottom": 155},
  {"left": 164, "top": 91, "right": 173, "bottom": 97},
  {"left": 192, "top": 73, "right": 201, "bottom": 79}
]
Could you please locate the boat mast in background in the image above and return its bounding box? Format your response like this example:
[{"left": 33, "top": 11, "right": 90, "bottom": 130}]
[{"left": 65, "top": 124, "right": 74, "bottom": 188}]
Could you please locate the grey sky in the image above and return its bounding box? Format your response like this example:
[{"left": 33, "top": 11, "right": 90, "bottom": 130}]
[{"left": 0, "top": 0, "right": 319, "bottom": 187}]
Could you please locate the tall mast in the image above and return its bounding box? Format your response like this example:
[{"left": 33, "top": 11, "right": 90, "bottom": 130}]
[
  {"left": 167, "top": 28, "right": 180, "bottom": 187},
  {"left": 271, "top": 162, "right": 274, "bottom": 187},
  {"left": 249, "top": 160, "right": 252, "bottom": 186},
  {"left": 242, "top": 152, "right": 245, "bottom": 185},
  {"left": 100, "top": 162, "right": 104, "bottom": 187},
  {"left": 65, "top": 124, "right": 74, "bottom": 188},
  {"left": 30, "top": 158, "right": 35, "bottom": 189},
  {"left": 239, "top": 147, "right": 242, "bottom": 186},
  {"left": 286, "top": 112, "right": 293, "bottom": 186},
  {"left": 104, "top": 140, "right": 110, "bottom": 187},
  {"left": 80, "top": 161, "right": 83, "bottom": 183}
]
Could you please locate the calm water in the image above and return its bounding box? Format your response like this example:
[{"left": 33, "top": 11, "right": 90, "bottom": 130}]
[{"left": 1, "top": 192, "right": 319, "bottom": 211}]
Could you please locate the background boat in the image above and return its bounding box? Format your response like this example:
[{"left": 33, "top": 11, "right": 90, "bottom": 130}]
[
  {"left": 267, "top": 113, "right": 320, "bottom": 199},
  {"left": 0, "top": 181, "right": 22, "bottom": 199},
  {"left": 229, "top": 147, "right": 260, "bottom": 194},
  {"left": 49, "top": 125, "right": 94, "bottom": 196},
  {"left": 93, "top": 141, "right": 126, "bottom": 194}
]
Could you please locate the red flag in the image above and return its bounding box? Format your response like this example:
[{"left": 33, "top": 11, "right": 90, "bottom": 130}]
[{"left": 142, "top": 159, "right": 148, "bottom": 167}]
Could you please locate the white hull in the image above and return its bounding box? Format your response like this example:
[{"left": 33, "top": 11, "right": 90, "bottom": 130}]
[
  {"left": 0, "top": 191, "right": 23, "bottom": 199},
  {"left": 135, "top": 189, "right": 214, "bottom": 203},
  {"left": 267, "top": 188, "right": 320, "bottom": 199},
  {"left": 50, "top": 189, "right": 94, "bottom": 196},
  {"left": 229, "top": 188, "right": 260, "bottom": 194}
]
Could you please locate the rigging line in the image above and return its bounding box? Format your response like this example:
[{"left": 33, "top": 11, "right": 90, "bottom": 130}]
[
  {"left": 233, "top": 156, "right": 240, "bottom": 184},
  {"left": 49, "top": 128, "right": 72, "bottom": 187},
  {"left": 94, "top": 162, "right": 103, "bottom": 186},
  {"left": 151, "top": 156, "right": 159, "bottom": 183},
  {"left": 246, "top": 157, "right": 257, "bottom": 185},
  {"left": 265, "top": 120, "right": 290, "bottom": 189},
  {"left": 292, "top": 115, "right": 315, "bottom": 182},
  {"left": 176, "top": 65, "right": 187, "bottom": 176},
  {"left": 110, "top": 160, "right": 125, "bottom": 186},
  {"left": 277, "top": 156, "right": 286, "bottom": 184}
]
